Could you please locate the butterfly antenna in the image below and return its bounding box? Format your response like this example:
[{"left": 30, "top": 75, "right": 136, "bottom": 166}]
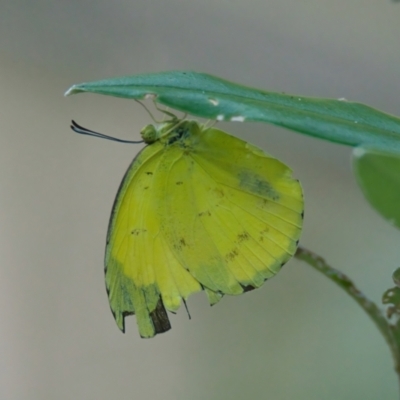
[
  {"left": 70, "top": 120, "right": 143, "bottom": 144},
  {"left": 182, "top": 299, "right": 191, "bottom": 320}
]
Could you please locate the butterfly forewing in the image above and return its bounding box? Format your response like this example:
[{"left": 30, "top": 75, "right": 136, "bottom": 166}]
[{"left": 105, "top": 142, "right": 201, "bottom": 337}]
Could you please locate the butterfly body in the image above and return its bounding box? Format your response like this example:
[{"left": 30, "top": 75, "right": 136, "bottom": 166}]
[{"left": 105, "top": 120, "right": 303, "bottom": 338}]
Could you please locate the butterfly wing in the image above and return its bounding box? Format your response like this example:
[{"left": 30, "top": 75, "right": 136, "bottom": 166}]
[
  {"left": 105, "top": 142, "right": 202, "bottom": 338},
  {"left": 106, "top": 121, "right": 303, "bottom": 338},
  {"left": 158, "top": 124, "right": 303, "bottom": 299}
]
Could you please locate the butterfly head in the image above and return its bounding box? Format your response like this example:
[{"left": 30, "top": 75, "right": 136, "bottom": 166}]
[{"left": 140, "top": 124, "right": 159, "bottom": 144}]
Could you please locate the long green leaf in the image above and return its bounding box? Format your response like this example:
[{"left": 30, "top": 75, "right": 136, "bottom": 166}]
[
  {"left": 353, "top": 147, "right": 400, "bottom": 229},
  {"left": 65, "top": 71, "right": 400, "bottom": 151}
]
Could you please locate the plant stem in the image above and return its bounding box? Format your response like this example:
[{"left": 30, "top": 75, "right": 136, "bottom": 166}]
[{"left": 295, "top": 247, "right": 400, "bottom": 383}]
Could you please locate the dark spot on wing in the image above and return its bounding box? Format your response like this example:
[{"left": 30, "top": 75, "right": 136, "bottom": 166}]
[
  {"left": 238, "top": 171, "right": 280, "bottom": 201},
  {"left": 237, "top": 231, "right": 250, "bottom": 243},
  {"left": 146, "top": 171, "right": 153, "bottom": 175},
  {"left": 174, "top": 238, "right": 188, "bottom": 251},
  {"left": 176, "top": 181, "right": 183, "bottom": 185},
  {"left": 213, "top": 188, "right": 225, "bottom": 198},
  {"left": 258, "top": 227, "right": 269, "bottom": 242},
  {"left": 226, "top": 247, "right": 239, "bottom": 261},
  {"left": 260, "top": 199, "right": 269, "bottom": 208},
  {"left": 148, "top": 298, "right": 171, "bottom": 335},
  {"left": 131, "top": 228, "right": 147, "bottom": 235},
  {"left": 198, "top": 210, "right": 211, "bottom": 217},
  {"left": 241, "top": 284, "right": 255, "bottom": 293},
  {"left": 144, "top": 186, "right": 149, "bottom": 190}
]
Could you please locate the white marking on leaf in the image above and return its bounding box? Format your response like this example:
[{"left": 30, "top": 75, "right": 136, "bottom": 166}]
[
  {"left": 338, "top": 97, "right": 348, "bottom": 101},
  {"left": 144, "top": 93, "right": 157, "bottom": 100},
  {"left": 353, "top": 147, "right": 366, "bottom": 158},
  {"left": 209, "top": 98, "right": 219, "bottom": 106},
  {"left": 216, "top": 115, "right": 225, "bottom": 121},
  {"left": 231, "top": 116, "right": 245, "bottom": 122}
]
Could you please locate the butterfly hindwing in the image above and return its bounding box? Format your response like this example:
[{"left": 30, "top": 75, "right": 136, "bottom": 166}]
[{"left": 158, "top": 124, "right": 303, "bottom": 297}]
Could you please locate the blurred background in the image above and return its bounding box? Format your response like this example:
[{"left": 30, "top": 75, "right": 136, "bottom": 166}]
[{"left": 1, "top": 0, "right": 400, "bottom": 399}]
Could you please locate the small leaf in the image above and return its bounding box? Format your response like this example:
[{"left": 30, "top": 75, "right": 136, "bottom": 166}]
[
  {"left": 382, "top": 287, "right": 400, "bottom": 318},
  {"left": 65, "top": 71, "right": 400, "bottom": 151},
  {"left": 353, "top": 147, "right": 400, "bottom": 229},
  {"left": 382, "top": 268, "right": 400, "bottom": 319},
  {"left": 393, "top": 267, "right": 400, "bottom": 288}
]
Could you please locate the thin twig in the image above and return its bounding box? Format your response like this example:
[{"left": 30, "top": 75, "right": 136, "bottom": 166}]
[{"left": 295, "top": 246, "right": 400, "bottom": 375}]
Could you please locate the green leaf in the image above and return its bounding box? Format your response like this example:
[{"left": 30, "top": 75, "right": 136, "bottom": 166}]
[
  {"left": 65, "top": 71, "right": 400, "bottom": 151},
  {"left": 392, "top": 267, "right": 400, "bottom": 288},
  {"left": 382, "top": 287, "right": 400, "bottom": 319},
  {"left": 353, "top": 147, "right": 400, "bottom": 229}
]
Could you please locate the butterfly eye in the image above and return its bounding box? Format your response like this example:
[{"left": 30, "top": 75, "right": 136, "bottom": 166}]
[{"left": 140, "top": 124, "right": 158, "bottom": 144}]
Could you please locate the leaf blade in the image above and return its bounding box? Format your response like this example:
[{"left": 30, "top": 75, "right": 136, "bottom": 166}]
[{"left": 65, "top": 71, "right": 400, "bottom": 151}]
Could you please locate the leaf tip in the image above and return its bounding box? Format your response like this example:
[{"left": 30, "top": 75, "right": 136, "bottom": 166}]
[{"left": 64, "top": 85, "right": 82, "bottom": 97}]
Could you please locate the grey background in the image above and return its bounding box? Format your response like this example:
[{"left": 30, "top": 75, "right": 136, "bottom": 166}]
[{"left": 1, "top": 1, "right": 400, "bottom": 399}]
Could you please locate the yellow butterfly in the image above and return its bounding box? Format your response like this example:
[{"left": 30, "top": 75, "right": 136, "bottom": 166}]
[{"left": 72, "top": 116, "right": 303, "bottom": 338}]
